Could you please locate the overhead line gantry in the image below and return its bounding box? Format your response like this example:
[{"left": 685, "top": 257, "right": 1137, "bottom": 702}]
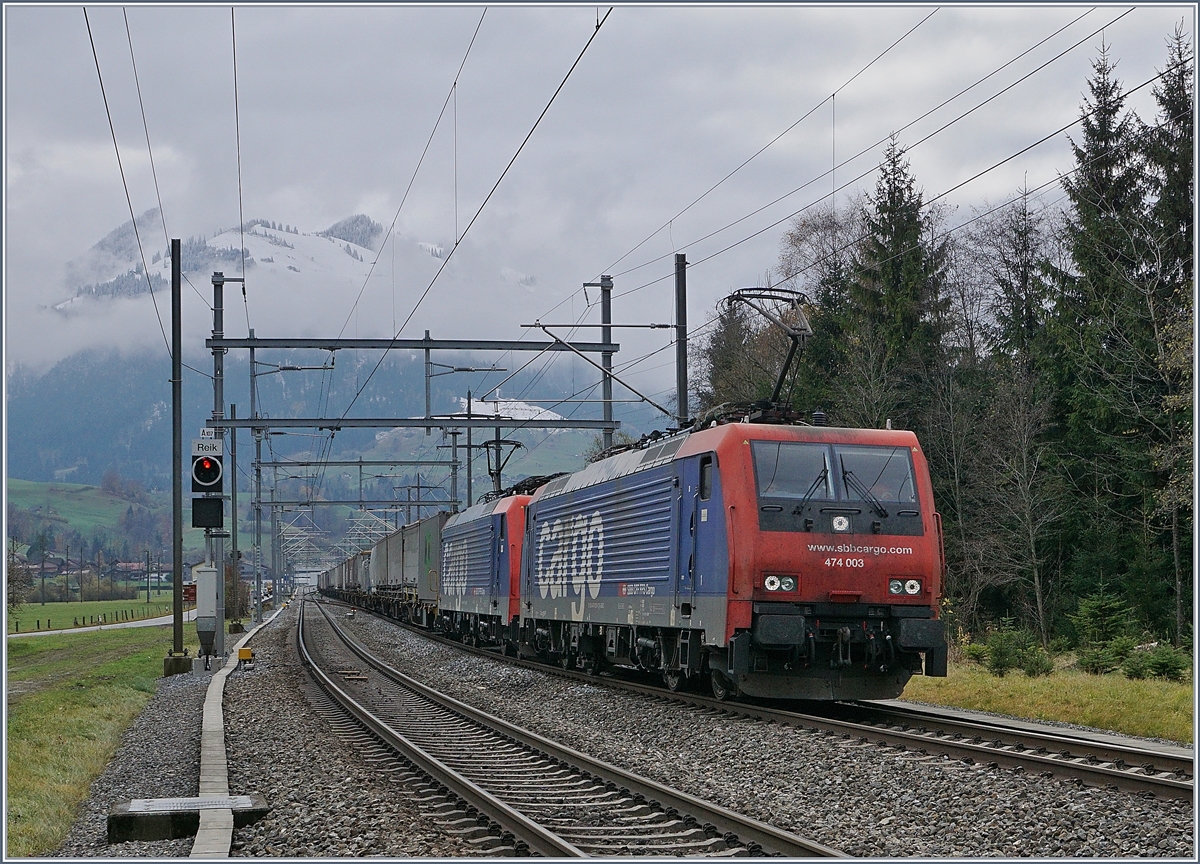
[{"left": 201, "top": 271, "right": 623, "bottom": 621}]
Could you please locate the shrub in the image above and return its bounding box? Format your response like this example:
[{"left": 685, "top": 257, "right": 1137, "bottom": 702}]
[
  {"left": 1145, "top": 645, "right": 1190, "bottom": 681},
  {"left": 1077, "top": 646, "right": 1120, "bottom": 675},
  {"left": 1070, "top": 587, "right": 1133, "bottom": 648},
  {"left": 1106, "top": 635, "right": 1139, "bottom": 663},
  {"left": 1020, "top": 647, "right": 1054, "bottom": 677},
  {"left": 1048, "top": 635, "right": 1071, "bottom": 654},
  {"left": 984, "top": 630, "right": 1031, "bottom": 676},
  {"left": 1121, "top": 652, "right": 1150, "bottom": 680},
  {"left": 962, "top": 643, "right": 988, "bottom": 665}
]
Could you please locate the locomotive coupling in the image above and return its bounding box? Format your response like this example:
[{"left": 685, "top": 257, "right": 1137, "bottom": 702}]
[{"left": 833, "top": 626, "right": 853, "bottom": 667}]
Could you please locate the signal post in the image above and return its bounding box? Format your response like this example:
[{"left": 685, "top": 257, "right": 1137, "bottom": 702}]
[{"left": 192, "top": 430, "right": 225, "bottom": 659}]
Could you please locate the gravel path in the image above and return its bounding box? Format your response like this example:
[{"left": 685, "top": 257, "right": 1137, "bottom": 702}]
[
  {"left": 53, "top": 661, "right": 214, "bottom": 857},
  {"left": 223, "top": 604, "right": 481, "bottom": 857},
  {"left": 341, "top": 609, "right": 1195, "bottom": 858}
]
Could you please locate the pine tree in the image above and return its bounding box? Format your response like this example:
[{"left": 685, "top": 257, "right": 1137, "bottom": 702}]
[
  {"left": 1142, "top": 27, "right": 1194, "bottom": 644},
  {"left": 845, "top": 137, "right": 948, "bottom": 427},
  {"left": 984, "top": 188, "right": 1055, "bottom": 365},
  {"left": 1053, "top": 39, "right": 1191, "bottom": 639}
]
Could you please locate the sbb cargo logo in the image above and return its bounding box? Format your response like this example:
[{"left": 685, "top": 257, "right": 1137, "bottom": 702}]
[{"left": 536, "top": 511, "right": 604, "bottom": 619}]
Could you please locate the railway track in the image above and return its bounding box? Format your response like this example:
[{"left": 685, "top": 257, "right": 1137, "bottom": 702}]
[
  {"left": 330, "top": 597, "right": 1193, "bottom": 802},
  {"left": 826, "top": 700, "right": 1194, "bottom": 792},
  {"left": 298, "top": 599, "right": 843, "bottom": 857}
]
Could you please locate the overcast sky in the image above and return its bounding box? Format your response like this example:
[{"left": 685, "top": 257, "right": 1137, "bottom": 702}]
[{"left": 4, "top": 3, "right": 1194, "bottom": 426}]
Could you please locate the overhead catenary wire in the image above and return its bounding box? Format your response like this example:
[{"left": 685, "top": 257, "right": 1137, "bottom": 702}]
[
  {"left": 613, "top": 12, "right": 1164, "bottom": 304},
  {"left": 597, "top": 6, "right": 942, "bottom": 281},
  {"left": 439, "top": 7, "right": 1099, "bottom": 451},
  {"left": 706, "top": 55, "right": 1190, "bottom": 296},
  {"left": 303, "top": 8, "right": 492, "bottom": 505},
  {"left": 440, "top": 8, "right": 1158, "bottom": 480},
  {"left": 231, "top": 7, "right": 251, "bottom": 335},
  {"left": 604, "top": 103, "right": 1185, "bottom": 409},
  {"left": 610, "top": 6, "right": 1134, "bottom": 297},
  {"left": 523, "top": 5, "right": 1105, "bottom": 357},
  {"left": 773, "top": 99, "right": 1191, "bottom": 301},
  {"left": 334, "top": 7, "right": 489, "bottom": 342},
  {"left": 566, "top": 98, "right": 1186, "bottom": 434},
  {"left": 120, "top": 7, "right": 211, "bottom": 312},
  {"left": 333, "top": 7, "right": 614, "bottom": 430},
  {"left": 288, "top": 10, "right": 1152, "bottom": 513},
  {"left": 523, "top": 6, "right": 943, "bottom": 352},
  {"left": 83, "top": 6, "right": 170, "bottom": 356}
]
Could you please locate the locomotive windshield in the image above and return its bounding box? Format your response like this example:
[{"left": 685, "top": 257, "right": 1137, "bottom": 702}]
[
  {"left": 834, "top": 445, "right": 917, "bottom": 503},
  {"left": 751, "top": 441, "right": 918, "bottom": 505},
  {"left": 751, "top": 442, "right": 831, "bottom": 499}
]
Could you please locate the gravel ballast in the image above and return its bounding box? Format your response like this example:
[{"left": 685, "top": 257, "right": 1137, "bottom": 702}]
[
  {"left": 53, "top": 661, "right": 214, "bottom": 857},
  {"left": 223, "top": 604, "right": 481, "bottom": 857},
  {"left": 341, "top": 609, "right": 1195, "bottom": 858},
  {"left": 56, "top": 600, "right": 1192, "bottom": 858}
]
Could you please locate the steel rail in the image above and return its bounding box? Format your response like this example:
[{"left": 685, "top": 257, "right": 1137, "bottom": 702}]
[
  {"left": 833, "top": 701, "right": 1195, "bottom": 778},
  {"left": 315, "top": 600, "right": 844, "bottom": 858},
  {"left": 297, "top": 601, "right": 586, "bottom": 857},
  {"left": 330, "top": 596, "right": 1192, "bottom": 801}
]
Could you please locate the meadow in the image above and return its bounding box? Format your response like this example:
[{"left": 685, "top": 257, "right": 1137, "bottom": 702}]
[
  {"left": 903, "top": 660, "right": 1193, "bottom": 744},
  {"left": 5, "top": 626, "right": 201, "bottom": 857},
  {"left": 7, "top": 593, "right": 187, "bottom": 634}
]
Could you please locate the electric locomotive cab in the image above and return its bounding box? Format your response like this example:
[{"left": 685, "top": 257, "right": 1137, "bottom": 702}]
[{"left": 711, "top": 424, "right": 947, "bottom": 701}]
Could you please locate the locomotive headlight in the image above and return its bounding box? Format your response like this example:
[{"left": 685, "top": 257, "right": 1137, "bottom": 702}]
[
  {"left": 831, "top": 515, "right": 851, "bottom": 533},
  {"left": 904, "top": 579, "right": 922, "bottom": 595},
  {"left": 764, "top": 574, "right": 781, "bottom": 591},
  {"left": 888, "top": 579, "right": 905, "bottom": 595},
  {"left": 780, "top": 576, "right": 796, "bottom": 592}
]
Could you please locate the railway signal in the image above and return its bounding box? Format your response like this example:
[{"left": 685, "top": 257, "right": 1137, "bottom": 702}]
[
  {"left": 192, "top": 455, "right": 223, "bottom": 492},
  {"left": 191, "top": 439, "right": 224, "bottom": 493},
  {"left": 191, "top": 438, "right": 224, "bottom": 528}
]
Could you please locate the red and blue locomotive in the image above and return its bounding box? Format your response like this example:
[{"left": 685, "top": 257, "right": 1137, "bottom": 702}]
[{"left": 321, "top": 415, "right": 948, "bottom": 701}]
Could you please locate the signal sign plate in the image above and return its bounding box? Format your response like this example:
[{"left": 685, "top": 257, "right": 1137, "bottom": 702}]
[{"left": 192, "top": 439, "right": 224, "bottom": 457}]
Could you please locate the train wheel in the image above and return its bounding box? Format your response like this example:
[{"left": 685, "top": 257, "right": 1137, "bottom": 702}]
[
  {"left": 662, "top": 669, "right": 684, "bottom": 692},
  {"left": 710, "top": 670, "right": 737, "bottom": 701}
]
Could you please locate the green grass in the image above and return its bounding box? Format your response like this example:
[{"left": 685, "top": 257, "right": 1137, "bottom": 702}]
[
  {"left": 8, "top": 595, "right": 192, "bottom": 633},
  {"left": 7, "top": 478, "right": 257, "bottom": 557},
  {"left": 6, "top": 479, "right": 144, "bottom": 539},
  {"left": 5, "top": 626, "right": 201, "bottom": 857},
  {"left": 903, "top": 659, "right": 1194, "bottom": 744}
]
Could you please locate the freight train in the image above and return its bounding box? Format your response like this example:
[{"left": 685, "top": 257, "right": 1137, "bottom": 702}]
[{"left": 320, "top": 411, "right": 948, "bottom": 701}]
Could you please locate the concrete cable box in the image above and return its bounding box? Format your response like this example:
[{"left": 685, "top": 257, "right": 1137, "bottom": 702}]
[{"left": 107, "top": 794, "right": 269, "bottom": 842}]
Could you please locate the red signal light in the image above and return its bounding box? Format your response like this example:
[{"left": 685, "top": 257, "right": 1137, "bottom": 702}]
[{"left": 192, "top": 454, "right": 223, "bottom": 491}]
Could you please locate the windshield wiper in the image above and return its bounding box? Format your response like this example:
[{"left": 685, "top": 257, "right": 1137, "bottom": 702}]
[
  {"left": 792, "top": 467, "right": 829, "bottom": 518},
  {"left": 843, "top": 469, "right": 888, "bottom": 518}
]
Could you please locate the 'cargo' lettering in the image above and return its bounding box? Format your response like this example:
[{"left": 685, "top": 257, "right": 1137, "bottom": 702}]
[
  {"left": 536, "top": 511, "right": 604, "bottom": 619},
  {"left": 442, "top": 539, "right": 469, "bottom": 596}
]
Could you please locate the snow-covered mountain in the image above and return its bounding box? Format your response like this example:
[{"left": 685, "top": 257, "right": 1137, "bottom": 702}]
[
  {"left": 455, "top": 394, "right": 566, "bottom": 424},
  {"left": 371, "top": 394, "right": 567, "bottom": 446},
  {"left": 50, "top": 210, "right": 463, "bottom": 315}
]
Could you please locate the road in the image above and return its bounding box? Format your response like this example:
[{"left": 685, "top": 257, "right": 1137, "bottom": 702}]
[{"left": 6, "top": 609, "right": 198, "bottom": 639}]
